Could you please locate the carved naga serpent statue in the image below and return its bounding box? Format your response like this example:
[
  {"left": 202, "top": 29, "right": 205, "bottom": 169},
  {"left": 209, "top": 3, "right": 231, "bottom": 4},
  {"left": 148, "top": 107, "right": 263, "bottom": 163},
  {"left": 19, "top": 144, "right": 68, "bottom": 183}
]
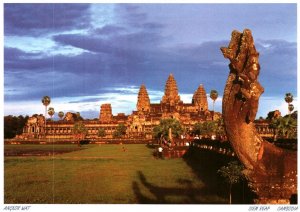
[{"left": 221, "top": 29, "right": 297, "bottom": 203}]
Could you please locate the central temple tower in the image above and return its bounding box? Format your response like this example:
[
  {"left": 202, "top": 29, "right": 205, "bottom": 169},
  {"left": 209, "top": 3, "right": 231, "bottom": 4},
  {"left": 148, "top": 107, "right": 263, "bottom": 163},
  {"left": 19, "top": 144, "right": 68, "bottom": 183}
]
[{"left": 161, "top": 74, "right": 181, "bottom": 106}]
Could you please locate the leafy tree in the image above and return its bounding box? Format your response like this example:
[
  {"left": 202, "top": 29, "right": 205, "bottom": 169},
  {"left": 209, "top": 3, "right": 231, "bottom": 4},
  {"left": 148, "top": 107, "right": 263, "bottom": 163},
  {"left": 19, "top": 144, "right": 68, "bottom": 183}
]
[
  {"left": 97, "top": 128, "right": 106, "bottom": 138},
  {"left": 216, "top": 118, "right": 226, "bottom": 140},
  {"left": 270, "top": 116, "right": 297, "bottom": 140},
  {"left": 113, "top": 124, "right": 127, "bottom": 138},
  {"left": 192, "top": 121, "right": 218, "bottom": 138},
  {"left": 73, "top": 121, "right": 88, "bottom": 146},
  {"left": 192, "top": 122, "right": 203, "bottom": 137},
  {"left": 290, "top": 110, "right": 298, "bottom": 120},
  {"left": 269, "top": 118, "right": 280, "bottom": 141},
  {"left": 153, "top": 118, "right": 183, "bottom": 140},
  {"left": 218, "top": 161, "right": 244, "bottom": 204},
  {"left": 4, "top": 115, "right": 29, "bottom": 138}
]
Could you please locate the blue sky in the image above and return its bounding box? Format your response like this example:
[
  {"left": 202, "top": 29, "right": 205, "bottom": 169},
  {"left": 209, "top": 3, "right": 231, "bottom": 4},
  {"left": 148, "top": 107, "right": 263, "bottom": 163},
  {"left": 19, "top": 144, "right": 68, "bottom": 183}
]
[{"left": 4, "top": 3, "right": 297, "bottom": 119}]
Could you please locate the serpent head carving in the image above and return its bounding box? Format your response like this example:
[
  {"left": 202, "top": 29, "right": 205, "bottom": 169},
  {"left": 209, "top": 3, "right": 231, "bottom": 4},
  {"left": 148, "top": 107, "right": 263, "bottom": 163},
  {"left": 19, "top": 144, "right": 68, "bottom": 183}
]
[
  {"left": 221, "top": 29, "right": 297, "bottom": 203},
  {"left": 221, "top": 29, "right": 264, "bottom": 124}
]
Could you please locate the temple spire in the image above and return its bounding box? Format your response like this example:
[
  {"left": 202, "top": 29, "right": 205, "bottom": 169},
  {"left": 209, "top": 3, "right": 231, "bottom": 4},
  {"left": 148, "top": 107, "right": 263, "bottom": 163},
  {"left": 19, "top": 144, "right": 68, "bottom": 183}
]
[
  {"left": 136, "top": 84, "right": 150, "bottom": 112},
  {"left": 161, "top": 73, "right": 181, "bottom": 105},
  {"left": 192, "top": 84, "right": 208, "bottom": 111}
]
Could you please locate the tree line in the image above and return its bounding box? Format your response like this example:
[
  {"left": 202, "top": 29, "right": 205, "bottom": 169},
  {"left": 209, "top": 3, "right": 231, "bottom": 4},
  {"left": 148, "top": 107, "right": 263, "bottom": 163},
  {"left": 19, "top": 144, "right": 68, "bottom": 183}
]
[
  {"left": 268, "top": 112, "right": 297, "bottom": 140},
  {"left": 4, "top": 115, "right": 29, "bottom": 138}
]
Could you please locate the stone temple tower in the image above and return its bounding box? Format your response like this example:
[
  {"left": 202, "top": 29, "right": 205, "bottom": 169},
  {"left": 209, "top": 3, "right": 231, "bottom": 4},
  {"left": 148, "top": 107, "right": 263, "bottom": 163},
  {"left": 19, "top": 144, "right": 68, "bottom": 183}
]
[
  {"left": 99, "top": 104, "right": 113, "bottom": 122},
  {"left": 136, "top": 84, "right": 151, "bottom": 113},
  {"left": 192, "top": 84, "right": 208, "bottom": 111},
  {"left": 161, "top": 74, "right": 181, "bottom": 106}
]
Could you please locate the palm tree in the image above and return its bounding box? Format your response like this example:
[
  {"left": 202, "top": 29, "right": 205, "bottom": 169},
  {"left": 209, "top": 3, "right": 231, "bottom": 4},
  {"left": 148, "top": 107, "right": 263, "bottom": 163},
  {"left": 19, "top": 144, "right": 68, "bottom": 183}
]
[
  {"left": 210, "top": 90, "right": 218, "bottom": 120},
  {"left": 48, "top": 107, "right": 55, "bottom": 120},
  {"left": 285, "top": 93, "right": 293, "bottom": 114},
  {"left": 41, "top": 96, "right": 51, "bottom": 136},
  {"left": 288, "top": 104, "right": 294, "bottom": 114},
  {"left": 58, "top": 111, "right": 64, "bottom": 120}
]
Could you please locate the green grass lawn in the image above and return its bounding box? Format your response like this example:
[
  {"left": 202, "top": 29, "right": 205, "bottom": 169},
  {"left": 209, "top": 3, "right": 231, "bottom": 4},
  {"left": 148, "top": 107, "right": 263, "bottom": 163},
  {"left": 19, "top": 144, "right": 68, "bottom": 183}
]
[
  {"left": 4, "top": 144, "right": 91, "bottom": 156},
  {"left": 4, "top": 144, "right": 227, "bottom": 204}
]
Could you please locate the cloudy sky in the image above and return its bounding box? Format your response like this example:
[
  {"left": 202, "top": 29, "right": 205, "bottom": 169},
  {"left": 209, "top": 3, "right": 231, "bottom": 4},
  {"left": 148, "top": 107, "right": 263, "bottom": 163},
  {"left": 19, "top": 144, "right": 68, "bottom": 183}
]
[{"left": 4, "top": 3, "right": 297, "bottom": 119}]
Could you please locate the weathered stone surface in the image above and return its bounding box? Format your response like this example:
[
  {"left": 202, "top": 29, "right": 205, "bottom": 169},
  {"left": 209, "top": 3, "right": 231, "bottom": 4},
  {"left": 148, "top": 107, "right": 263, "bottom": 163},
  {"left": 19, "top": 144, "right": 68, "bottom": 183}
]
[
  {"left": 99, "top": 104, "right": 113, "bottom": 122},
  {"left": 27, "top": 115, "right": 44, "bottom": 126},
  {"left": 64, "top": 112, "right": 75, "bottom": 121},
  {"left": 192, "top": 84, "right": 208, "bottom": 111},
  {"left": 63, "top": 112, "right": 83, "bottom": 122},
  {"left": 221, "top": 29, "right": 297, "bottom": 203},
  {"left": 137, "top": 84, "right": 151, "bottom": 112}
]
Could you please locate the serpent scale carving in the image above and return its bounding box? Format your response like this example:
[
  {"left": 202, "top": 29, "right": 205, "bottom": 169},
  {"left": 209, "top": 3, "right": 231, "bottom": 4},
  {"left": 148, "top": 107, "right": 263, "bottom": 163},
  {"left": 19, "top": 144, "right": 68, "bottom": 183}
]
[{"left": 221, "top": 29, "right": 297, "bottom": 203}]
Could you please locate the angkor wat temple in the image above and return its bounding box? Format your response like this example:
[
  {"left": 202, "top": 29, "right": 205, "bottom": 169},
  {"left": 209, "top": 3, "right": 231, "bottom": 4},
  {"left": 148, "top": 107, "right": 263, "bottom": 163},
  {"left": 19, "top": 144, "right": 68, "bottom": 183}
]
[{"left": 18, "top": 74, "right": 272, "bottom": 140}]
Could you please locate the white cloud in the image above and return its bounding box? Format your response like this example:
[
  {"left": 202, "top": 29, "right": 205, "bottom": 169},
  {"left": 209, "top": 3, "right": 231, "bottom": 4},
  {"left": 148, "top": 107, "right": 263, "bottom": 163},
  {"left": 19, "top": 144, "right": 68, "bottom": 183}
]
[
  {"left": 105, "top": 86, "right": 140, "bottom": 94},
  {"left": 180, "top": 94, "right": 193, "bottom": 103},
  {"left": 90, "top": 4, "right": 116, "bottom": 29},
  {"left": 5, "top": 36, "right": 54, "bottom": 53},
  {"left": 4, "top": 100, "right": 45, "bottom": 117},
  {"left": 5, "top": 34, "right": 88, "bottom": 57},
  {"left": 258, "top": 96, "right": 298, "bottom": 117}
]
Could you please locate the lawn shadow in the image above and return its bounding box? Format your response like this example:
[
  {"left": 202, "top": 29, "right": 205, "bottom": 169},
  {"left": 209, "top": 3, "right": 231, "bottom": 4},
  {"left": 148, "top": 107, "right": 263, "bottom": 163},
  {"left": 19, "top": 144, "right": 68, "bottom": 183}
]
[
  {"left": 182, "top": 146, "right": 257, "bottom": 204},
  {"left": 132, "top": 170, "right": 227, "bottom": 204}
]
